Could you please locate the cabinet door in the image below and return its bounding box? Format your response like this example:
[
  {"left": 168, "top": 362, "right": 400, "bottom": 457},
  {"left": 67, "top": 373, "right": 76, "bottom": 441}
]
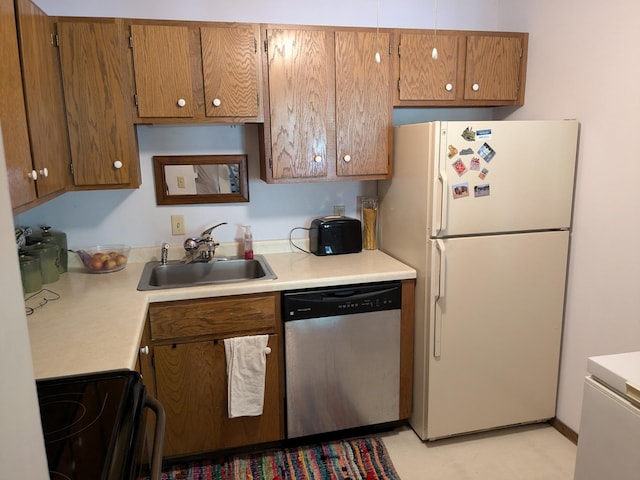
[
  {"left": 0, "top": 0, "right": 36, "bottom": 208},
  {"left": 398, "top": 32, "right": 459, "bottom": 101},
  {"left": 155, "top": 335, "right": 282, "bottom": 457},
  {"left": 57, "top": 20, "right": 139, "bottom": 187},
  {"left": 335, "top": 30, "right": 391, "bottom": 177},
  {"left": 464, "top": 35, "right": 523, "bottom": 101},
  {"left": 201, "top": 25, "right": 260, "bottom": 119},
  {"left": 266, "top": 28, "right": 332, "bottom": 180},
  {"left": 130, "top": 24, "right": 195, "bottom": 118},
  {"left": 15, "top": 0, "right": 70, "bottom": 198}
]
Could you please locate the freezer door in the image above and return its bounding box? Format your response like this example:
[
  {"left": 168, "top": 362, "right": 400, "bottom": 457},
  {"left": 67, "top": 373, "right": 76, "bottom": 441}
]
[
  {"left": 431, "top": 120, "right": 578, "bottom": 236},
  {"left": 423, "top": 230, "right": 569, "bottom": 440}
]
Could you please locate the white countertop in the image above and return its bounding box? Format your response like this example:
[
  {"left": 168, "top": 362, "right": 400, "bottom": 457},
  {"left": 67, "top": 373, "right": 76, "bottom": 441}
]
[{"left": 26, "top": 245, "right": 415, "bottom": 380}]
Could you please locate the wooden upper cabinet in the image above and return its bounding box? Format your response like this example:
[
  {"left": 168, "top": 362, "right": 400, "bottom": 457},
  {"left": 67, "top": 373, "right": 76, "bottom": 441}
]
[
  {"left": 1, "top": 0, "right": 37, "bottom": 209},
  {"left": 397, "top": 32, "right": 459, "bottom": 101},
  {"left": 129, "top": 22, "right": 262, "bottom": 122},
  {"left": 201, "top": 25, "right": 261, "bottom": 119},
  {"left": 335, "top": 30, "right": 392, "bottom": 178},
  {"left": 57, "top": 19, "right": 139, "bottom": 188},
  {"left": 262, "top": 26, "right": 393, "bottom": 183},
  {"left": 264, "top": 28, "right": 332, "bottom": 180},
  {"left": 15, "top": 0, "right": 70, "bottom": 201},
  {"left": 394, "top": 30, "right": 527, "bottom": 107},
  {"left": 464, "top": 35, "right": 523, "bottom": 101},
  {"left": 130, "top": 24, "right": 195, "bottom": 118}
]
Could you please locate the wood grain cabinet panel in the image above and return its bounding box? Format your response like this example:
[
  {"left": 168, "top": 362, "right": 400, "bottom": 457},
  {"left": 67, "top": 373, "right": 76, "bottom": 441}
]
[
  {"left": 394, "top": 30, "right": 527, "bottom": 107},
  {"left": 264, "top": 28, "right": 332, "bottom": 180},
  {"left": 464, "top": 35, "right": 523, "bottom": 101},
  {"left": 201, "top": 25, "right": 261, "bottom": 119},
  {"left": 129, "top": 21, "right": 262, "bottom": 123},
  {"left": 397, "top": 32, "right": 459, "bottom": 101},
  {"left": 144, "top": 292, "right": 284, "bottom": 458},
  {"left": 262, "top": 26, "right": 393, "bottom": 183},
  {"left": 155, "top": 335, "right": 281, "bottom": 457},
  {"left": 335, "top": 30, "right": 392, "bottom": 178},
  {"left": 15, "top": 0, "right": 70, "bottom": 203},
  {"left": 130, "top": 24, "right": 195, "bottom": 118},
  {"left": 57, "top": 18, "right": 139, "bottom": 188}
]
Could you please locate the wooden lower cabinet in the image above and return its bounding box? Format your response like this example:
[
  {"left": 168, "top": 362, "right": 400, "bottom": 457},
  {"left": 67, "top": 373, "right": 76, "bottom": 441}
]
[
  {"left": 155, "top": 335, "right": 281, "bottom": 457},
  {"left": 143, "top": 292, "right": 284, "bottom": 459}
]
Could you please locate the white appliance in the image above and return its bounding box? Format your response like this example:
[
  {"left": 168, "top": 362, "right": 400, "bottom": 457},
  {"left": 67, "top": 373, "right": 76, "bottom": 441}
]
[
  {"left": 379, "top": 120, "right": 579, "bottom": 440},
  {"left": 574, "top": 352, "right": 640, "bottom": 480}
]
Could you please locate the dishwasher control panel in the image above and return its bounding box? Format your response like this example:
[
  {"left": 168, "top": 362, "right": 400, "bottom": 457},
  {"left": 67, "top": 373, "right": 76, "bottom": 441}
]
[{"left": 282, "top": 280, "right": 402, "bottom": 320}]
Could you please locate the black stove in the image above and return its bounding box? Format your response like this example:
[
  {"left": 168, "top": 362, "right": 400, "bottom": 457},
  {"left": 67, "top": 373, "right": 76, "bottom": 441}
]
[{"left": 36, "top": 370, "right": 147, "bottom": 480}]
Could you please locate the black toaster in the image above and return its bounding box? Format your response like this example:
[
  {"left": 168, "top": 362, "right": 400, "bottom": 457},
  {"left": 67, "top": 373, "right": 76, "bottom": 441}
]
[{"left": 309, "top": 216, "right": 362, "bottom": 256}]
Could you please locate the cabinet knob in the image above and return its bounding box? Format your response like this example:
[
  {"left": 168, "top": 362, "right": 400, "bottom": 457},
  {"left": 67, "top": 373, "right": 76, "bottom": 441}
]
[
  {"left": 38, "top": 167, "right": 49, "bottom": 177},
  {"left": 265, "top": 346, "right": 271, "bottom": 355},
  {"left": 313, "top": 154, "right": 322, "bottom": 163},
  {"left": 472, "top": 83, "right": 480, "bottom": 92},
  {"left": 140, "top": 345, "right": 150, "bottom": 355},
  {"left": 343, "top": 154, "right": 352, "bottom": 163},
  {"left": 177, "top": 98, "right": 187, "bottom": 107},
  {"left": 27, "top": 170, "right": 38, "bottom": 181},
  {"left": 113, "top": 160, "right": 123, "bottom": 169},
  {"left": 445, "top": 83, "right": 453, "bottom": 91},
  {"left": 212, "top": 98, "right": 222, "bottom": 107}
]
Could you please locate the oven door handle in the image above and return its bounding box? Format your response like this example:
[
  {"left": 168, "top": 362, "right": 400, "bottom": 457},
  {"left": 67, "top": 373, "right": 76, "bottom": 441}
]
[{"left": 144, "top": 394, "right": 166, "bottom": 480}]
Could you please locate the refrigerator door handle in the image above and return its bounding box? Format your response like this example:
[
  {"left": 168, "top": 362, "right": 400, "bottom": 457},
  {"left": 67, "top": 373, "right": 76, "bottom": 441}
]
[
  {"left": 432, "top": 239, "right": 446, "bottom": 357},
  {"left": 435, "top": 169, "right": 448, "bottom": 235}
]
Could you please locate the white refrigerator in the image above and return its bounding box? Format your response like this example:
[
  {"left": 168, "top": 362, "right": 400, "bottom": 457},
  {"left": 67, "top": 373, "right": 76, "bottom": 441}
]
[{"left": 379, "top": 120, "right": 579, "bottom": 440}]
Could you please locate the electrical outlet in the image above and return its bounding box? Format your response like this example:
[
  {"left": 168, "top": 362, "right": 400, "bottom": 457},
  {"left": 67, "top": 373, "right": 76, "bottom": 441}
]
[
  {"left": 333, "top": 205, "right": 345, "bottom": 216},
  {"left": 171, "top": 215, "right": 185, "bottom": 235}
]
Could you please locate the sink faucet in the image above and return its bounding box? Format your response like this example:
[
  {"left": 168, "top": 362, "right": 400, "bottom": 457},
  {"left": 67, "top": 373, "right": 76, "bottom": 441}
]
[{"left": 182, "top": 222, "right": 227, "bottom": 263}]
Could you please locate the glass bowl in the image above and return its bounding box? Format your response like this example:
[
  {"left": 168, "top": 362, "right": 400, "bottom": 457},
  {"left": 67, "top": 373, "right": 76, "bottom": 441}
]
[{"left": 77, "top": 245, "right": 131, "bottom": 273}]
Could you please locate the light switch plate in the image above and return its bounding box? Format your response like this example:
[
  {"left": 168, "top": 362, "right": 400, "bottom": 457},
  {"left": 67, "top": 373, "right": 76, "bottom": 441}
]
[{"left": 171, "top": 215, "right": 185, "bottom": 235}]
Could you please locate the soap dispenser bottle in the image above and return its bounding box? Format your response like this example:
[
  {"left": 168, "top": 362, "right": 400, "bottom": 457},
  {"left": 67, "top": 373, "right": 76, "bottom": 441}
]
[{"left": 243, "top": 225, "right": 254, "bottom": 260}]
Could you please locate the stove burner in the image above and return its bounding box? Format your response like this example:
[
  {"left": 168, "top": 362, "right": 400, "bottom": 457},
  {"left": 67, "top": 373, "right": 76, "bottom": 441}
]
[
  {"left": 49, "top": 471, "right": 72, "bottom": 480},
  {"left": 39, "top": 393, "right": 108, "bottom": 443}
]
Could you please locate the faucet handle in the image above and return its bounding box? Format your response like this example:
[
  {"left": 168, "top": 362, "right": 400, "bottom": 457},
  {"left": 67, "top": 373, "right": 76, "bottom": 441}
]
[{"left": 201, "top": 222, "right": 227, "bottom": 237}]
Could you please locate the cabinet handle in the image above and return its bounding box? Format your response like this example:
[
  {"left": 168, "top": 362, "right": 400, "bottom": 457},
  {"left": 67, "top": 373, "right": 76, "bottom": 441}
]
[
  {"left": 177, "top": 98, "right": 187, "bottom": 107},
  {"left": 27, "top": 170, "right": 38, "bottom": 181},
  {"left": 140, "top": 345, "right": 150, "bottom": 355},
  {"left": 265, "top": 346, "right": 271, "bottom": 355},
  {"left": 113, "top": 160, "right": 123, "bottom": 169},
  {"left": 38, "top": 167, "right": 49, "bottom": 177},
  {"left": 445, "top": 83, "right": 453, "bottom": 91},
  {"left": 212, "top": 98, "right": 222, "bottom": 107},
  {"left": 313, "top": 155, "right": 322, "bottom": 163},
  {"left": 472, "top": 83, "right": 480, "bottom": 92},
  {"left": 343, "top": 154, "right": 352, "bottom": 163}
]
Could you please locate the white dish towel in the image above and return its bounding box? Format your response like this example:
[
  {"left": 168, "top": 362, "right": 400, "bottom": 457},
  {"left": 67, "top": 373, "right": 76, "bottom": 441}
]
[{"left": 223, "top": 334, "right": 269, "bottom": 418}]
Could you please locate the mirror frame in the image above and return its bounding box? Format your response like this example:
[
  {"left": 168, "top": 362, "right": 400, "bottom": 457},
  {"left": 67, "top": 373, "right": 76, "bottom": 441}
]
[{"left": 152, "top": 154, "right": 249, "bottom": 205}]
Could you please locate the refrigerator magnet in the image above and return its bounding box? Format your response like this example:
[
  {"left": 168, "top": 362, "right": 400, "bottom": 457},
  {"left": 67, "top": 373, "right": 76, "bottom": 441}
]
[
  {"left": 479, "top": 167, "right": 489, "bottom": 180},
  {"left": 474, "top": 184, "right": 490, "bottom": 197},
  {"left": 452, "top": 182, "right": 469, "bottom": 199},
  {"left": 469, "top": 157, "right": 481, "bottom": 170},
  {"left": 461, "top": 126, "right": 476, "bottom": 141},
  {"left": 478, "top": 143, "right": 496, "bottom": 163},
  {"left": 459, "top": 148, "right": 474, "bottom": 155},
  {"left": 448, "top": 145, "right": 459, "bottom": 158},
  {"left": 452, "top": 158, "right": 467, "bottom": 176},
  {"left": 476, "top": 129, "right": 492, "bottom": 140}
]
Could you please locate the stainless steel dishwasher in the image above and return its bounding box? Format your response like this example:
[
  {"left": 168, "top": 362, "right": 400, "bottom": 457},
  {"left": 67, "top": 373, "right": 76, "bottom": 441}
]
[{"left": 282, "top": 281, "right": 402, "bottom": 438}]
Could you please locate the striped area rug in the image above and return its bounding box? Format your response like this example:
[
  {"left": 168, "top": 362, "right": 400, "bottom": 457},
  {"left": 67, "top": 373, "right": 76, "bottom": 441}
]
[{"left": 149, "top": 437, "right": 400, "bottom": 480}]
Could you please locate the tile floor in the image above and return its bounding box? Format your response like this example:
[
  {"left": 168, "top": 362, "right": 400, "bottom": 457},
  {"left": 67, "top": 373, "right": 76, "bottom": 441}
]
[{"left": 379, "top": 423, "right": 576, "bottom": 480}]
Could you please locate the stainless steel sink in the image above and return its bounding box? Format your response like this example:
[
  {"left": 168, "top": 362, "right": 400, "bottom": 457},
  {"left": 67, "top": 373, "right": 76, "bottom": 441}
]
[{"left": 137, "top": 255, "right": 277, "bottom": 291}]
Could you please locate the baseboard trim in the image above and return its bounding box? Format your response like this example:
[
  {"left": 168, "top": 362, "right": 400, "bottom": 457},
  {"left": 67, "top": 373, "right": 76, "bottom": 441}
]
[{"left": 549, "top": 417, "right": 578, "bottom": 445}]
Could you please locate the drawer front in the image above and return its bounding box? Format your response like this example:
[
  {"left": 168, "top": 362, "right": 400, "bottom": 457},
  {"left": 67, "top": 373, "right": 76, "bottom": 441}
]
[{"left": 149, "top": 293, "right": 277, "bottom": 341}]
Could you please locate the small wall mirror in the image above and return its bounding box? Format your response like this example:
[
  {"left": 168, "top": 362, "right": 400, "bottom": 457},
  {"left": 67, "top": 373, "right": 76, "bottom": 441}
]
[{"left": 153, "top": 154, "right": 249, "bottom": 205}]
